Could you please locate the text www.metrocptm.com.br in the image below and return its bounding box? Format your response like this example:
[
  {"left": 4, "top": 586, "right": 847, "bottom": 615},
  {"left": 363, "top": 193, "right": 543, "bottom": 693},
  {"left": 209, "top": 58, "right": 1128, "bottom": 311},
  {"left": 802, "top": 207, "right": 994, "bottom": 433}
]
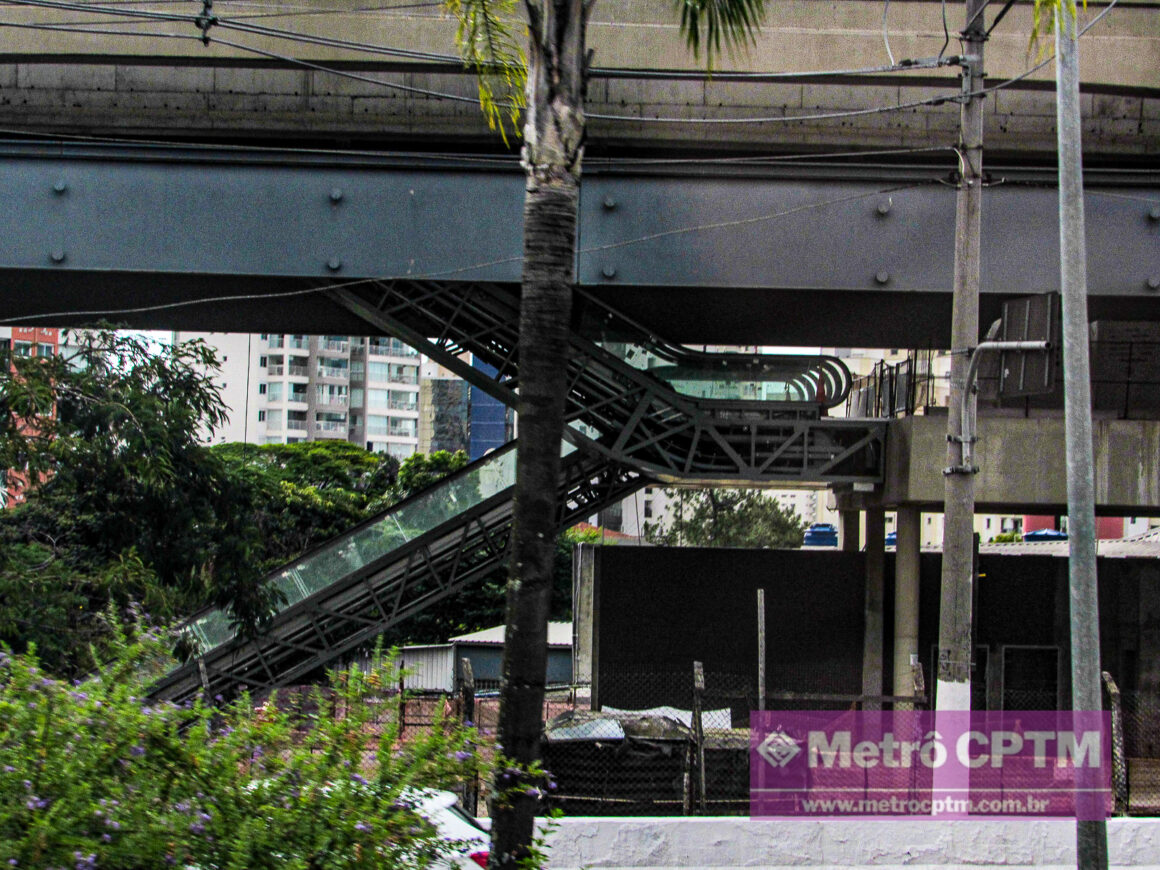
[{"left": 795, "top": 795, "right": 1053, "bottom": 814}]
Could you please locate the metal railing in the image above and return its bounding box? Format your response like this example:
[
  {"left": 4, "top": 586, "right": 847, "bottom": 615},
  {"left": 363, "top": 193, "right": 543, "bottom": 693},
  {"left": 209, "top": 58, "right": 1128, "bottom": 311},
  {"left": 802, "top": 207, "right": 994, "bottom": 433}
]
[{"left": 847, "top": 350, "right": 939, "bottom": 419}]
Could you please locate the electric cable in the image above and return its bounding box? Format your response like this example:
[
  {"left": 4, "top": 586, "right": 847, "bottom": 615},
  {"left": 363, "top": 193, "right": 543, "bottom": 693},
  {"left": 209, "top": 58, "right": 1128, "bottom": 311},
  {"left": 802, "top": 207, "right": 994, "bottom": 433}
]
[
  {"left": 881, "top": 0, "right": 896, "bottom": 67},
  {"left": 0, "top": 0, "right": 1130, "bottom": 135}
]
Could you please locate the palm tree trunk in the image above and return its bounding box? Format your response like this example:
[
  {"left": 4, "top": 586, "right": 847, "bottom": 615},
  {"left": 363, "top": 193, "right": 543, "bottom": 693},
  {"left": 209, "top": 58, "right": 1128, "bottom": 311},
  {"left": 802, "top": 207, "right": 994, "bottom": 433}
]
[{"left": 489, "top": 0, "right": 587, "bottom": 866}]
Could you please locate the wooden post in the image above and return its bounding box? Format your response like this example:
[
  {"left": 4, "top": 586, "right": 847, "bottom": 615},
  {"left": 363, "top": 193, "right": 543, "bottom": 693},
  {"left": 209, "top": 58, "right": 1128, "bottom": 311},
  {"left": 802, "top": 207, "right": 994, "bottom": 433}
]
[
  {"left": 692, "top": 661, "right": 707, "bottom": 814},
  {"left": 757, "top": 589, "right": 766, "bottom": 712},
  {"left": 398, "top": 676, "right": 407, "bottom": 740},
  {"left": 459, "top": 658, "right": 478, "bottom": 815}
]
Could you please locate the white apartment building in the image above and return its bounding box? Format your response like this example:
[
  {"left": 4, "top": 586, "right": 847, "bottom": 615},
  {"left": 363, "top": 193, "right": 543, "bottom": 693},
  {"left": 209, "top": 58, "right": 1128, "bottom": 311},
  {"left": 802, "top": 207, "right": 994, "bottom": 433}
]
[{"left": 174, "top": 332, "right": 422, "bottom": 458}]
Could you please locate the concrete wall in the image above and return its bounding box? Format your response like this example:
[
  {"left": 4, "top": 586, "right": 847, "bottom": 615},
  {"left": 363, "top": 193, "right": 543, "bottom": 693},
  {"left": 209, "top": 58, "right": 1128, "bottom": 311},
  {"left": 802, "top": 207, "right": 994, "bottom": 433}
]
[
  {"left": 882, "top": 416, "right": 1160, "bottom": 514},
  {"left": 0, "top": 0, "right": 1155, "bottom": 156},
  {"left": 541, "top": 817, "right": 1160, "bottom": 869}
]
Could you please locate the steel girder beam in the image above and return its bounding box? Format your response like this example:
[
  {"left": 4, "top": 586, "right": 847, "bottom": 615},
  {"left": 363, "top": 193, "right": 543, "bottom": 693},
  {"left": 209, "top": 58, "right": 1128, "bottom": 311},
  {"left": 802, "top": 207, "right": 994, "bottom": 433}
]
[
  {"left": 329, "top": 280, "right": 886, "bottom": 484},
  {"left": 150, "top": 445, "right": 642, "bottom": 705},
  {"left": 0, "top": 142, "right": 1155, "bottom": 347}
]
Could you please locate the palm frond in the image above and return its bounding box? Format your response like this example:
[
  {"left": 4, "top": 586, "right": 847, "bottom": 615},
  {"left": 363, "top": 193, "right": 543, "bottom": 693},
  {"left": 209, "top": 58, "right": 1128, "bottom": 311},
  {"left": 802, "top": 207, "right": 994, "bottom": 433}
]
[
  {"left": 1028, "top": 0, "right": 1083, "bottom": 60},
  {"left": 445, "top": 0, "right": 527, "bottom": 144},
  {"left": 675, "top": 0, "right": 767, "bottom": 67}
]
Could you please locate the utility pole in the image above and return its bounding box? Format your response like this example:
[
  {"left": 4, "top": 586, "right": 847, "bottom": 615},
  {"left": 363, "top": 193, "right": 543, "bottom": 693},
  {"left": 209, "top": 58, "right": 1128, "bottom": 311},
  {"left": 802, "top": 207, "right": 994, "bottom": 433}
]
[
  {"left": 936, "top": 0, "right": 986, "bottom": 714},
  {"left": 1055, "top": 4, "right": 1108, "bottom": 867}
]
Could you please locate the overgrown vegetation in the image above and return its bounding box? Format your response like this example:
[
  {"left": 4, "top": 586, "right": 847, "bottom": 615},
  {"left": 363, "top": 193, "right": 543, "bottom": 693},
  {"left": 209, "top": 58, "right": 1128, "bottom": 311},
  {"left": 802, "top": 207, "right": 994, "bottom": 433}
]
[
  {"left": 0, "top": 627, "right": 496, "bottom": 869},
  {"left": 0, "top": 330, "right": 585, "bottom": 677}
]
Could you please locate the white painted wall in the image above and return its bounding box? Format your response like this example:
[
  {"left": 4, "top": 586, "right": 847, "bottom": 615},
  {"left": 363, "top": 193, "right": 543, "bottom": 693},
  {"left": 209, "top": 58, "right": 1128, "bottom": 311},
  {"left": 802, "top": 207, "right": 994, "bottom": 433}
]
[{"left": 541, "top": 817, "right": 1160, "bottom": 869}]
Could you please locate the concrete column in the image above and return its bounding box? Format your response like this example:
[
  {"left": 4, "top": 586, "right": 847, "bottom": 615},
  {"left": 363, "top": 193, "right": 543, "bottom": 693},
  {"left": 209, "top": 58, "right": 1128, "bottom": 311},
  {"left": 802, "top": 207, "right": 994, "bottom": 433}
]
[
  {"left": 572, "top": 543, "right": 598, "bottom": 709},
  {"left": 861, "top": 508, "right": 885, "bottom": 708},
  {"left": 893, "top": 507, "right": 922, "bottom": 705},
  {"left": 839, "top": 509, "right": 860, "bottom": 552}
]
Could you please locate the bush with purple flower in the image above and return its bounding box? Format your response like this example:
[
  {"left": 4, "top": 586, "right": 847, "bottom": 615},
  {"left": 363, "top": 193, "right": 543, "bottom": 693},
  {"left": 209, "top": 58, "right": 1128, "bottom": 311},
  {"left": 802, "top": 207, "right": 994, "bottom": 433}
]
[{"left": 0, "top": 634, "right": 509, "bottom": 868}]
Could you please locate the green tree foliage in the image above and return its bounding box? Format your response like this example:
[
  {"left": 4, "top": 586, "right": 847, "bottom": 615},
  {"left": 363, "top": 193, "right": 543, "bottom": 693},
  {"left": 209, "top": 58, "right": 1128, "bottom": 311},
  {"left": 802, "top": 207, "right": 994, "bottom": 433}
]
[
  {"left": 213, "top": 440, "right": 400, "bottom": 495},
  {"left": 0, "top": 330, "right": 277, "bottom": 671},
  {"left": 0, "top": 630, "right": 497, "bottom": 869},
  {"left": 212, "top": 441, "right": 402, "bottom": 570},
  {"left": 643, "top": 488, "right": 806, "bottom": 549}
]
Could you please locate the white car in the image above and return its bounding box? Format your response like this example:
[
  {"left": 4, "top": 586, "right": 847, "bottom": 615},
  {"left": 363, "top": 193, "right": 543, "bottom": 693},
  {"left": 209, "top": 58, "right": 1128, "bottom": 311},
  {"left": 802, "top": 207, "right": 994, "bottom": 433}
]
[{"left": 409, "top": 789, "right": 491, "bottom": 869}]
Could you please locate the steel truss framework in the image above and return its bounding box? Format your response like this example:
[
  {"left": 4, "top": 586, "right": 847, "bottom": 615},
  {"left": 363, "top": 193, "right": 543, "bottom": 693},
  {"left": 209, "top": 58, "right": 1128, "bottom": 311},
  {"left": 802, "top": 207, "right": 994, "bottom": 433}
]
[
  {"left": 152, "top": 283, "right": 885, "bottom": 702},
  {"left": 151, "top": 445, "right": 643, "bottom": 704},
  {"left": 329, "top": 280, "right": 886, "bottom": 485}
]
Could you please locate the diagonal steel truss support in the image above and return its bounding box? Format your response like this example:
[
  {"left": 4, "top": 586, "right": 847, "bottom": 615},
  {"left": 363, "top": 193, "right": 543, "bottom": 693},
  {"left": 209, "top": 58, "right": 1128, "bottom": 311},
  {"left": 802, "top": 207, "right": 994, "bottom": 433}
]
[
  {"left": 328, "top": 280, "right": 886, "bottom": 485},
  {"left": 150, "top": 445, "right": 644, "bottom": 705}
]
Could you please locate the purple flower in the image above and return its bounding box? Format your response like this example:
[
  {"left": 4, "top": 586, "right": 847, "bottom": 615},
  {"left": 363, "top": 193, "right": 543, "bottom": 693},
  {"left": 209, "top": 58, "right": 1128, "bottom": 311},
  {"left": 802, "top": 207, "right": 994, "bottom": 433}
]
[
  {"left": 464, "top": 719, "right": 474, "bottom": 727},
  {"left": 73, "top": 851, "right": 97, "bottom": 870},
  {"left": 525, "top": 787, "right": 542, "bottom": 799},
  {"left": 351, "top": 773, "right": 368, "bottom": 786},
  {"left": 2, "top": 765, "right": 14, "bottom": 773},
  {"left": 101, "top": 834, "right": 112, "bottom": 843},
  {"left": 26, "top": 797, "right": 48, "bottom": 810},
  {"left": 454, "top": 750, "right": 472, "bottom": 762},
  {"left": 129, "top": 745, "right": 146, "bottom": 758},
  {"left": 188, "top": 822, "right": 205, "bottom": 835},
  {"left": 354, "top": 821, "right": 370, "bottom": 832}
]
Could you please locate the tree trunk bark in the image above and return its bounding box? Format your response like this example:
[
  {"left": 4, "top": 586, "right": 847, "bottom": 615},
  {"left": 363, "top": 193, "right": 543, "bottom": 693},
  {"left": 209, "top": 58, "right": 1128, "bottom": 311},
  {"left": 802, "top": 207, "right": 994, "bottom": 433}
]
[{"left": 489, "top": 0, "right": 587, "bottom": 866}]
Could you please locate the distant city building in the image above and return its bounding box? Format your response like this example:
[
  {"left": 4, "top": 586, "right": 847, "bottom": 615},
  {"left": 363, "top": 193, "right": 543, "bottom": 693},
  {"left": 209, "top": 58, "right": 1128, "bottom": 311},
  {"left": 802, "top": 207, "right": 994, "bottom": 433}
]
[
  {"left": 174, "top": 332, "right": 422, "bottom": 459},
  {"left": 467, "top": 358, "right": 514, "bottom": 460},
  {"left": 418, "top": 359, "right": 470, "bottom": 455},
  {"left": 0, "top": 326, "right": 60, "bottom": 507}
]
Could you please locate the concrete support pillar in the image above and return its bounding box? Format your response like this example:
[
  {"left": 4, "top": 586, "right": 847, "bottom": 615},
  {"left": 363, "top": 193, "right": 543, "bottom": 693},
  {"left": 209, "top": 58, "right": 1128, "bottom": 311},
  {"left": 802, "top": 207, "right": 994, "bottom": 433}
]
[
  {"left": 840, "top": 509, "right": 861, "bottom": 552},
  {"left": 861, "top": 508, "right": 886, "bottom": 709},
  {"left": 893, "top": 507, "right": 922, "bottom": 705}
]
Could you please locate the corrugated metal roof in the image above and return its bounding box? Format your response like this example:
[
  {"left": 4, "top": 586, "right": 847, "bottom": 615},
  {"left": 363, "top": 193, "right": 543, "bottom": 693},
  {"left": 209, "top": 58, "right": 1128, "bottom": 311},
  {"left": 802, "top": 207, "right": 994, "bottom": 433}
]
[{"left": 450, "top": 621, "right": 573, "bottom": 647}]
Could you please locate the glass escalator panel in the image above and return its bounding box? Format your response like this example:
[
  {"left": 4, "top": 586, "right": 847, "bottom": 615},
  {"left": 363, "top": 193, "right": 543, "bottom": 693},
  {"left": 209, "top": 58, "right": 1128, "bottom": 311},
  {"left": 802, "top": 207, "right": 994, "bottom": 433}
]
[{"left": 185, "top": 440, "right": 577, "bottom": 655}]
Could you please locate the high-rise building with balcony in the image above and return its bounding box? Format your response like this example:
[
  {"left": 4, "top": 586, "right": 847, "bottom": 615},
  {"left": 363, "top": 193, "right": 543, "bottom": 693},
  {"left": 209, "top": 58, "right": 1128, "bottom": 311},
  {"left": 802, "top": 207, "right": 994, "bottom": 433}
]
[{"left": 174, "top": 332, "right": 422, "bottom": 459}]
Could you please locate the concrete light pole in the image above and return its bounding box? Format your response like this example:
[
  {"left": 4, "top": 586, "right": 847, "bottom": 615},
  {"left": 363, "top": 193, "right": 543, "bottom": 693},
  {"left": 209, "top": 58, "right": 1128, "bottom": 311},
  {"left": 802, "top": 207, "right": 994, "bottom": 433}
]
[
  {"left": 936, "top": 0, "right": 986, "bottom": 714},
  {"left": 1055, "top": 4, "right": 1109, "bottom": 867}
]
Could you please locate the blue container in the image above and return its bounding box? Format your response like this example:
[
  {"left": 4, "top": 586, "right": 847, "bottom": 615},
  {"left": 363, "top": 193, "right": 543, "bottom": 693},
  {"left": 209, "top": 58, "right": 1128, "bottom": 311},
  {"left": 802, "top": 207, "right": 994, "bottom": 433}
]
[{"left": 803, "top": 523, "right": 839, "bottom": 547}]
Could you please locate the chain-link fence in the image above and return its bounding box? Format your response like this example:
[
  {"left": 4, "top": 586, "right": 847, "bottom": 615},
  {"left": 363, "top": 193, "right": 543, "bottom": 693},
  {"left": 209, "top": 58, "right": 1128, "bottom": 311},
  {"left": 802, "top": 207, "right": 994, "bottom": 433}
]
[
  {"left": 305, "top": 669, "right": 1159, "bottom": 819},
  {"left": 1120, "top": 690, "right": 1160, "bottom": 815}
]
